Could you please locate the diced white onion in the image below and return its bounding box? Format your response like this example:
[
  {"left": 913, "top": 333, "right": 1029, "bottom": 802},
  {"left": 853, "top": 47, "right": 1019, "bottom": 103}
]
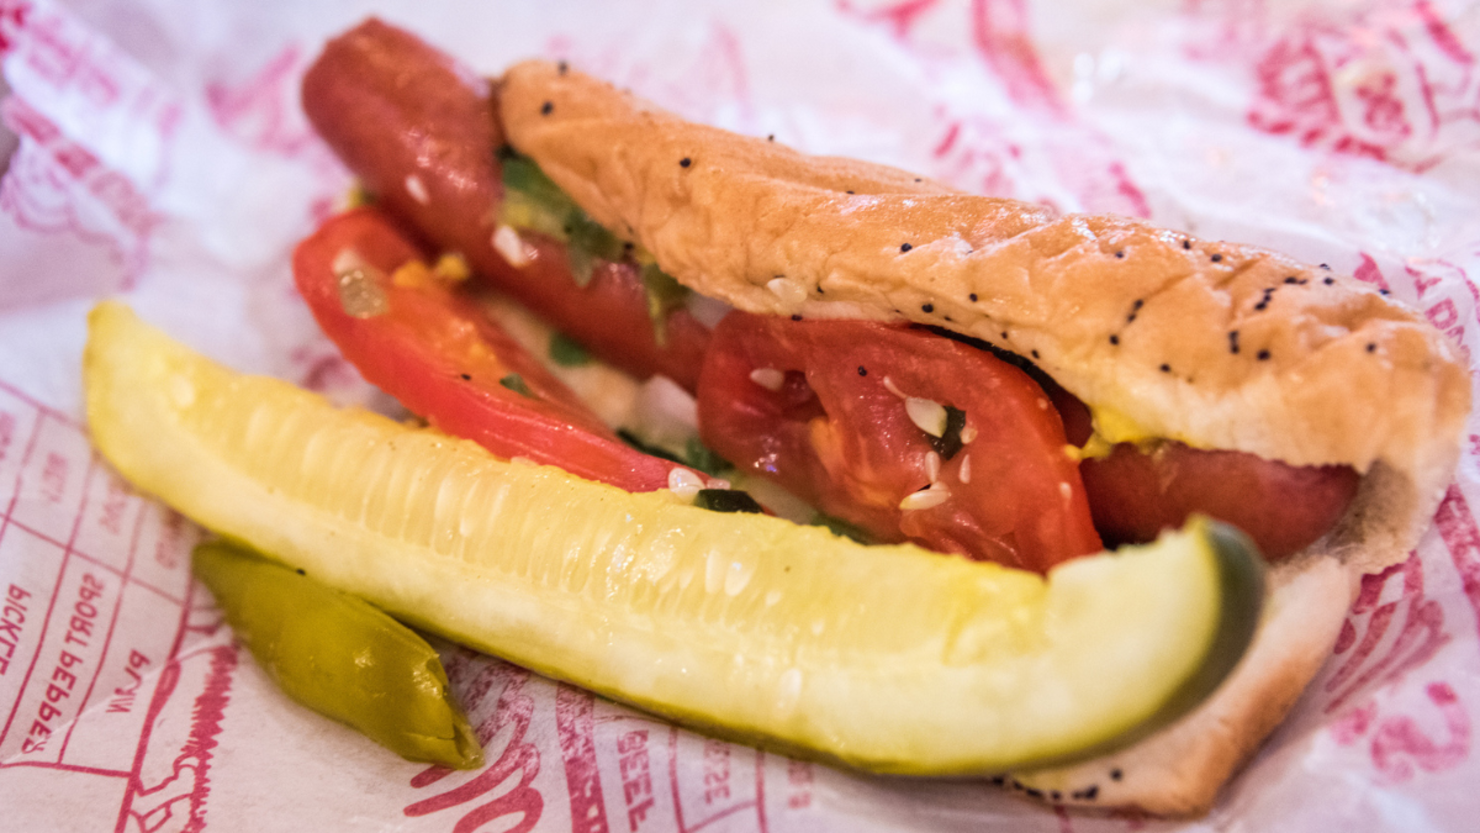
[
  {"left": 331, "top": 248, "right": 388, "bottom": 318},
  {"left": 749, "top": 367, "right": 786, "bottom": 392},
  {"left": 492, "top": 225, "right": 531, "bottom": 267},
  {"left": 905, "top": 397, "right": 948, "bottom": 437},
  {"left": 404, "top": 173, "right": 430, "bottom": 205},
  {"left": 900, "top": 485, "right": 950, "bottom": 511},
  {"left": 766, "top": 277, "right": 807, "bottom": 307},
  {"left": 668, "top": 467, "right": 705, "bottom": 499}
]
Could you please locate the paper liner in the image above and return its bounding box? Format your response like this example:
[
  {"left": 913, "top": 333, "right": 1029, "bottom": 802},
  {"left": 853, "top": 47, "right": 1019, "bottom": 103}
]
[{"left": 1, "top": 1, "right": 1477, "bottom": 830}]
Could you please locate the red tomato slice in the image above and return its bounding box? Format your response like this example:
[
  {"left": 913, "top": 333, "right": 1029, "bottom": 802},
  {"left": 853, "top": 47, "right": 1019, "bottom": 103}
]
[
  {"left": 1047, "top": 381, "right": 1360, "bottom": 560},
  {"left": 696, "top": 313, "right": 1103, "bottom": 572},
  {"left": 301, "top": 19, "right": 711, "bottom": 391},
  {"left": 293, "top": 207, "right": 697, "bottom": 493}
]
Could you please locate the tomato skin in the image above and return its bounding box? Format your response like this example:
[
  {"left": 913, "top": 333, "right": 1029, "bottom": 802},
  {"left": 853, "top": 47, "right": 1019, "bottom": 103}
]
[
  {"left": 1046, "top": 380, "right": 1360, "bottom": 560},
  {"left": 293, "top": 207, "right": 695, "bottom": 493},
  {"left": 697, "top": 313, "right": 1102, "bottom": 573},
  {"left": 301, "top": 19, "right": 710, "bottom": 390}
]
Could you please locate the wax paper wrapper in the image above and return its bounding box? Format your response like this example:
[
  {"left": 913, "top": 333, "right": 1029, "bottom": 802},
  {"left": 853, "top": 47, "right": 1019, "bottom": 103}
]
[{"left": 1, "top": 0, "right": 1478, "bottom": 830}]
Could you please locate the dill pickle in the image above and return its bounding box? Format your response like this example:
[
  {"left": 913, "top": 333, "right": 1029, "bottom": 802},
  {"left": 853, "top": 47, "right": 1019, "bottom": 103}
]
[
  {"left": 192, "top": 540, "right": 483, "bottom": 769},
  {"left": 88, "top": 302, "right": 1264, "bottom": 773}
]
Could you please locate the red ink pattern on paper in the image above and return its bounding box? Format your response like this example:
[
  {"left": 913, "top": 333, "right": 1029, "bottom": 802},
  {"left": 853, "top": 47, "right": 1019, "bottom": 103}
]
[
  {"left": 835, "top": 0, "right": 941, "bottom": 39},
  {"left": 1325, "top": 484, "right": 1480, "bottom": 780},
  {"left": 1368, "top": 682, "right": 1470, "bottom": 782},
  {"left": 1434, "top": 484, "right": 1480, "bottom": 648},
  {"left": 615, "top": 727, "right": 656, "bottom": 831},
  {"left": 1243, "top": 1, "right": 1480, "bottom": 170},
  {"left": 556, "top": 683, "right": 611, "bottom": 833},
  {"left": 837, "top": 0, "right": 1152, "bottom": 216},
  {"left": 406, "top": 663, "right": 544, "bottom": 833},
  {"left": 0, "top": 1, "right": 31, "bottom": 54},
  {"left": 124, "top": 644, "right": 238, "bottom": 833},
  {"left": 1323, "top": 551, "right": 1449, "bottom": 714},
  {"left": 0, "top": 97, "right": 161, "bottom": 281},
  {"left": 968, "top": 0, "right": 1065, "bottom": 115},
  {"left": 205, "top": 43, "right": 329, "bottom": 163}
]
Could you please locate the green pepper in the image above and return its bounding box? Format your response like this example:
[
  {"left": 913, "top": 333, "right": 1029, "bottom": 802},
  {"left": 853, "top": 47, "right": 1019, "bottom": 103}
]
[{"left": 192, "top": 541, "right": 484, "bottom": 769}]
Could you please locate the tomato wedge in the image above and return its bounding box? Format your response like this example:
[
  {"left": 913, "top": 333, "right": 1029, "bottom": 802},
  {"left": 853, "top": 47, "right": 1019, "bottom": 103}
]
[
  {"left": 293, "top": 207, "right": 698, "bottom": 492},
  {"left": 1046, "top": 383, "right": 1360, "bottom": 560},
  {"left": 300, "top": 18, "right": 711, "bottom": 390},
  {"left": 696, "top": 312, "right": 1102, "bottom": 572}
]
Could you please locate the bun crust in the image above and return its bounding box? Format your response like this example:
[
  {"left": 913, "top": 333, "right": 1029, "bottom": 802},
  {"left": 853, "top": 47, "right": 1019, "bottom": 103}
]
[
  {"left": 1010, "top": 554, "right": 1354, "bottom": 815},
  {"left": 496, "top": 60, "right": 1471, "bottom": 811},
  {"left": 499, "top": 59, "right": 1469, "bottom": 574}
]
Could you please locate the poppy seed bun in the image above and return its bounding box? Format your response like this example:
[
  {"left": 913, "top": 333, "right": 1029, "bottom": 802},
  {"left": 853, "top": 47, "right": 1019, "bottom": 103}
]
[
  {"left": 1010, "top": 553, "right": 1354, "bottom": 815},
  {"left": 496, "top": 58, "right": 1470, "bottom": 813},
  {"left": 498, "top": 59, "right": 1469, "bottom": 577}
]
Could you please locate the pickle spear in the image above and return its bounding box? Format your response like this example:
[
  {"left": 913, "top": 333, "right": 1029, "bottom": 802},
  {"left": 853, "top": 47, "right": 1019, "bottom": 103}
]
[
  {"left": 84, "top": 301, "right": 1263, "bottom": 773},
  {"left": 193, "top": 540, "right": 483, "bottom": 769}
]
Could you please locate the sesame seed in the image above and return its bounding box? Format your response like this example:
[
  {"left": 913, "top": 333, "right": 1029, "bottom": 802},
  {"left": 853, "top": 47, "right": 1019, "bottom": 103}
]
[
  {"left": 1110, "top": 768, "right": 1123, "bottom": 781},
  {"left": 921, "top": 303, "right": 934, "bottom": 313},
  {"left": 913, "top": 177, "right": 922, "bottom": 182},
  {"left": 1211, "top": 253, "right": 1224, "bottom": 263},
  {"left": 1284, "top": 276, "right": 1299, "bottom": 284},
  {"left": 1109, "top": 334, "right": 1120, "bottom": 345},
  {"left": 1182, "top": 239, "right": 1192, "bottom": 250},
  {"left": 557, "top": 60, "right": 569, "bottom": 74},
  {"left": 1000, "top": 331, "right": 1008, "bottom": 339},
  {"left": 970, "top": 293, "right": 979, "bottom": 302},
  {"left": 1228, "top": 330, "right": 1240, "bottom": 354},
  {"left": 900, "top": 242, "right": 913, "bottom": 252},
  {"left": 858, "top": 366, "right": 868, "bottom": 376},
  {"left": 460, "top": 373, "right": 471, "bottom": 381},
  {"left": 1257, "top": 349, "right": 1271, "bottom": 360},
  {"left": 679, "top": 157, "right": 692, "bottom": 168},
  {"left": 1160, "top": 363, "right": 1171, "bottom": 372},
  {"left": 1380, "top": 288, "right": 1391, "bottom": 295},
  {"left": 540, "top": 101, "right": 553, "bottom": 115},
  {"left": 767, "top": 134, "right": 775, "bottom": 141},
  {"left": 1115, "top": 250, "right": 1125, "bottom": 259},
  {"left": 791, "top": 314, "right": 802, "bottom": 321},
  {"left": 1031, "top": 350, "right": 1040, "bottom": 359},
  {"left": 1366, "top": 342, "right": 1377, "bottom": 352},
  {"left": 1324, "top": 277, "right": 1335, "bottom": 285},
  {"left": 1321, "top": 263, "right": 1331, "bottom": 270}
]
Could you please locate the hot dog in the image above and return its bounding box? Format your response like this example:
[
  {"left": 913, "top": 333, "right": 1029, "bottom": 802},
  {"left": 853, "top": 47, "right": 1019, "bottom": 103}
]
[{"left": 293, "top": 20, "right": 1471, "bottom": 814}]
